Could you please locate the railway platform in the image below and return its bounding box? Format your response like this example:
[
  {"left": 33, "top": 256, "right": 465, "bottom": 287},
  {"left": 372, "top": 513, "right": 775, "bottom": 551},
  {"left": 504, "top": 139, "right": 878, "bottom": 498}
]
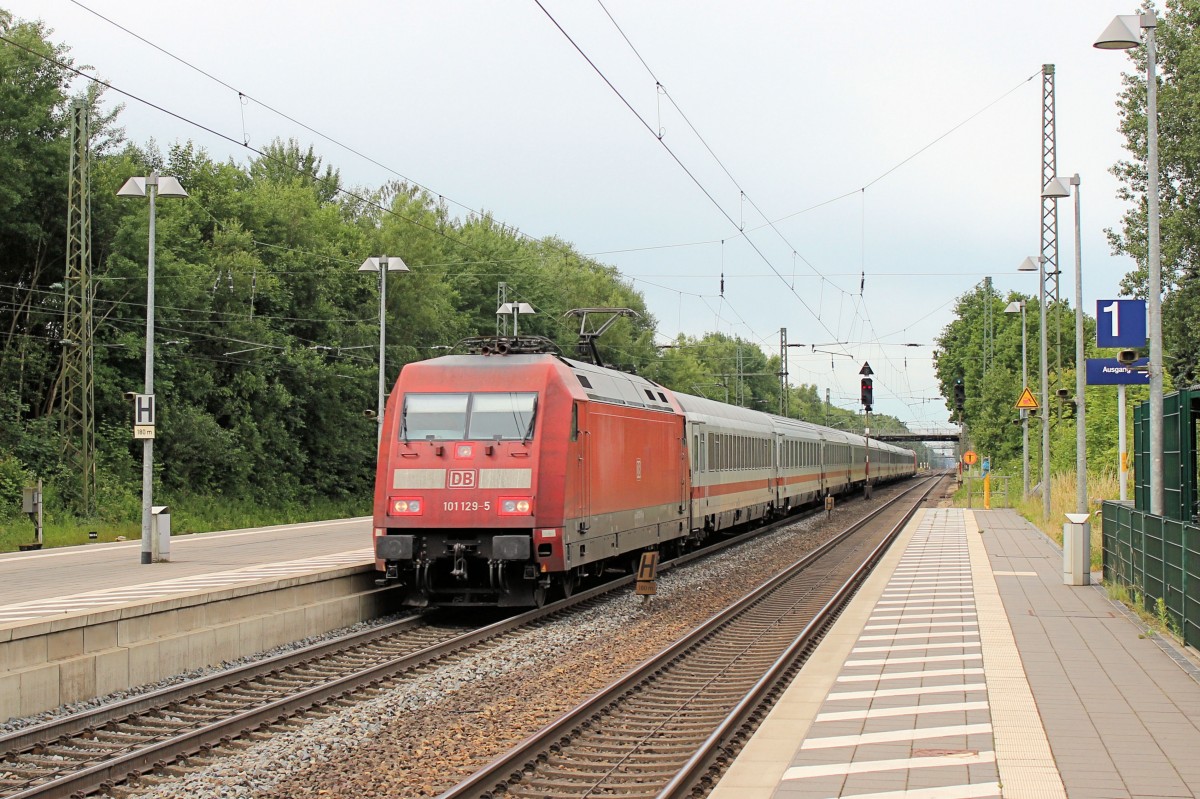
[
  {"left": 0, "top": 517, "right": 384, "bottom": 723},
  {"left": 711, "top": 507, "right": 1200, "bottom": 799}
]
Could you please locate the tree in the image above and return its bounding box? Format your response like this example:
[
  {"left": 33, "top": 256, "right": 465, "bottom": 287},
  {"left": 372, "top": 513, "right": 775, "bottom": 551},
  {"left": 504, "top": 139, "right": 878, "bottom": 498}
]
[{"left": 1108, "top": 0, "right": 1200, "bottom": 386}]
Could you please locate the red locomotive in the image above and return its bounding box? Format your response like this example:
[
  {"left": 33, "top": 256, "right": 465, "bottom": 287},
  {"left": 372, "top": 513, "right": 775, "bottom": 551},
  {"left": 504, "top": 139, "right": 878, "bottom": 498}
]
[{"left": 371, "top": 337, "right": 917, "bottom": 607}]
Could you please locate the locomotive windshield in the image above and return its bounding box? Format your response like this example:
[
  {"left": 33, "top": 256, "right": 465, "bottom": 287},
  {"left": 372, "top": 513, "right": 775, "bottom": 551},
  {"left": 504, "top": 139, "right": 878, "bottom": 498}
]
[{"left": 402, "top": 392, "right": 537, "bottom": 441}]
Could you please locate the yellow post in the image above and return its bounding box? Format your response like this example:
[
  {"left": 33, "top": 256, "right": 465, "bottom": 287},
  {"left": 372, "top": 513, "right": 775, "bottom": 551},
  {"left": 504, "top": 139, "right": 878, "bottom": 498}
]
[{"left": 983, "top": 474, "right": 991, "bottom": 510}]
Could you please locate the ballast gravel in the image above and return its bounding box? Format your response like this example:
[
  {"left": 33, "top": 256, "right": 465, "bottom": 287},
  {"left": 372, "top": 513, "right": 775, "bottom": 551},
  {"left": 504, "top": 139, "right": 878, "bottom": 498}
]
[{"left": 91, "top": 493, "right": 901, "bottom": 799}]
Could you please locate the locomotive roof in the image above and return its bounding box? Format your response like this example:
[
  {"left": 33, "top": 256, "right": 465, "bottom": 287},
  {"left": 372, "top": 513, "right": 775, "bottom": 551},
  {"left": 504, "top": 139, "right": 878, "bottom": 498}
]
[{"left": 410, "top": 353, "right": 913, "bottom": 458}]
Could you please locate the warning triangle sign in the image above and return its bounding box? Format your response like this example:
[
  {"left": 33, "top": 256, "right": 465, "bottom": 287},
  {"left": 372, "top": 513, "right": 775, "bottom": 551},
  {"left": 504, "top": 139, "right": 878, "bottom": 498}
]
[{"left": 1015, "top": 387, "right": 1039, "bottom": 410}]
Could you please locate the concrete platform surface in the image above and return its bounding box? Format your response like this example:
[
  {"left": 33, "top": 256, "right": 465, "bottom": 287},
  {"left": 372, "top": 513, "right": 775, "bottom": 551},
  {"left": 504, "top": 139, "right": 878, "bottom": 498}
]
[
  {"left": 711, "top": 507, "right": 1200, "bottom": 799},
  {"left": 0, "top": 517, "right": 382, "bottom": 722},
  {"left": 0, "top": 517, "right": 371, "bottom": 614}
]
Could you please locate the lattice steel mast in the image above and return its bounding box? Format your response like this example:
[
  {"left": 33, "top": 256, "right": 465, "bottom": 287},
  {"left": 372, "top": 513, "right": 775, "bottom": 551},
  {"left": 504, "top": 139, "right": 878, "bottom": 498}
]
[
  {"left": 61, "top": 101, "right": 96, "bottom": 514},
  {"left": 1041, "top": 65, "right": 1062, "bottom": 384}
]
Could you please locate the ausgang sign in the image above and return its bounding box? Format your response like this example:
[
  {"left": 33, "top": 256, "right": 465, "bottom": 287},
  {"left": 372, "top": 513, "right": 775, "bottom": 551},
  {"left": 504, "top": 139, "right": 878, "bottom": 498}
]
[{"left": 1085, "top": 358, "right": 1150, "bottom": 386}]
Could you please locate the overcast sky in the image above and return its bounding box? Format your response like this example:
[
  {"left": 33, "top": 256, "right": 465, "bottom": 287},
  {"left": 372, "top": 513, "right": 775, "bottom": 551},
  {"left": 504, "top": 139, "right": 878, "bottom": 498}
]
[{"left": 11, "top": 0, "right": 1149, "bottom": 432}]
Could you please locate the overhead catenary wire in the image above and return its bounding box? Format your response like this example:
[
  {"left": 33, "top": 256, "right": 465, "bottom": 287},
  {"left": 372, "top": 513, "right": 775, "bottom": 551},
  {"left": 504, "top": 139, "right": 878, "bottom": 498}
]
[
  {"left": 5, "top": 7, "right": 999, "bottom": 424},
  {"left": 577, "top": 2, "right": 1038, "bottom": 409},
  {"left": 533, "top": 0, "right": 852, "bottom": 362},
  {"left": 0, "top": 31, "right": 490, "bottom": 259}
]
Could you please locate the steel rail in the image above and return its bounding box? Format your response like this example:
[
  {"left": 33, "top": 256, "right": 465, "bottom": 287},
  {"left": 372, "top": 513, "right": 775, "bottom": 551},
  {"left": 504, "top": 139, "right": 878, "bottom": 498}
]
[
  {"left": 0, "top": 477, "right": 921, "bottom": 799},
  {"left": 435, "top": 475, "right": 941, "bottom": 799},
  {"left": 655, "top": 475, "right": 943, "bottom": 798}
]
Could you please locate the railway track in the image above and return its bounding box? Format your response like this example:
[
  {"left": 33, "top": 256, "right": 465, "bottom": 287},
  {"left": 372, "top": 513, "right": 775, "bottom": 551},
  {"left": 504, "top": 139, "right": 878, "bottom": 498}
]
[
  {"left": 0, "top": 477, "right": 935, "bottom": 799},
  {"left": 439, "top": 475, "right": 944, "bottom": 799}
]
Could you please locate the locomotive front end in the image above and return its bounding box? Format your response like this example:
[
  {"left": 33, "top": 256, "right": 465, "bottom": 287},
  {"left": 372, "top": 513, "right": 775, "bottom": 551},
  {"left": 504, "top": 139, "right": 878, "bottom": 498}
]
[{"left": 372, "top": 354, "right": 568, "bottom": 607}]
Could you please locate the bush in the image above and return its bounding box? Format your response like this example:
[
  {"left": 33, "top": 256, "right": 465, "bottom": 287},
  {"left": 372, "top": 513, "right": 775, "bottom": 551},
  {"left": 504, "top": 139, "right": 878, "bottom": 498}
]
[{"left": 0, "top": 453, "right": 31, "bottom": 521}]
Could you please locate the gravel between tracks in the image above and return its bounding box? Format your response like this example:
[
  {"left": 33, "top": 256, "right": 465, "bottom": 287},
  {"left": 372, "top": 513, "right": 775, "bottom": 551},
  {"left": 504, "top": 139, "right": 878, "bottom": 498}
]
[{"left": 111, "top": 491, "right": 905, "bottom": 799}]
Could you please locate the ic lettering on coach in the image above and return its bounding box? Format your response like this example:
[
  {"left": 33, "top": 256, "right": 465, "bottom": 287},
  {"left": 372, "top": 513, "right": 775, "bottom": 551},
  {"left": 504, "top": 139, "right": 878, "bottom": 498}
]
[{"left": 448, "top": 469, "right": 477, "bottom": 489}]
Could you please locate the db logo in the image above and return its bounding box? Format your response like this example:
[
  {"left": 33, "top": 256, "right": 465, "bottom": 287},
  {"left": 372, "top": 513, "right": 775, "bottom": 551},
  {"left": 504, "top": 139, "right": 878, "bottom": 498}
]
[{"left": 448, "top": 470, "right": 477, "bottom": 489}]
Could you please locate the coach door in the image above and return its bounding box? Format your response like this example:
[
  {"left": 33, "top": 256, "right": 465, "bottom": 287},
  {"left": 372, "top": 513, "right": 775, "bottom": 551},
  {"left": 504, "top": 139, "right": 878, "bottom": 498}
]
[
  {"left": 773, "top": 433, "right": 785, "bottom": 508},
  {"left": 688, "top": 421, "right": 709, "bottom": 520},
  {"left": 572, "top": 402, "right": 590, "bottom": 530},
  {"left": 817, "top": 435, "right": 828, "bottom": 495}
]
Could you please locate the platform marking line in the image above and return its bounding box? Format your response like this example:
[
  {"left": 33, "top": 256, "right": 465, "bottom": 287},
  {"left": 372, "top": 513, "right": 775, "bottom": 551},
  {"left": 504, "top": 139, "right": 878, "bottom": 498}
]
[
  {"left": 863, "top": 621, "right": 980, "bottom": 632},
  {"left": 890, "top": 567, "right": 969, "bottom": 571},
  {"left": 836, "top": 667, "right": 984, "bottom": 683},
  {"left": 964, "top": 510, "right": 1066, "bottom": 799},
  {"left": 851, "top": 641, "right": 981, "bottom": 654},
  {"left": 782, "top": 751, "right": 997, "bottom": 781},
  {"left": 786, "top": 512, "right": 999, "bottom": 798},
  {"left": 871, "top": 604, "right": 976, "bottom": 611},
  {"left": 879, "top": 591, "right": 973, "bottom": 599},
  {"left": 869, "top": 612, "right": 978, "bottom": 621},
  {"left": 796, "top": 784, "right": 1001, "bottom": 799},
  {"left": 875, "top": 599, "right": 974, "bottom": 605},
  {"left": 800, "top": 722, "right": 993, "bottom": 750},
  {"left": 858, "top": 631, "right": 981, "bottom": 642},
  {"left": 844, "top": 653, "right": 983, "bottom": 667},
  {"left": 816, "top": 700, "right": 989, "bottom": 722},
  {"left": 827, "top": 683, "right": 988, "bottom": 701}
]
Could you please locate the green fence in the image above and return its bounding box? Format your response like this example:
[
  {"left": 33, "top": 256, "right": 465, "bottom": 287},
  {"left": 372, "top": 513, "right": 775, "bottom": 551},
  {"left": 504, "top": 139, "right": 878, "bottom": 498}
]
[
  {"left": 1102, "top": 500, "right": 1200, "bottom": 649},
  {"left": 1133, "top": 388, "right": 1200, "bottom": 523}
]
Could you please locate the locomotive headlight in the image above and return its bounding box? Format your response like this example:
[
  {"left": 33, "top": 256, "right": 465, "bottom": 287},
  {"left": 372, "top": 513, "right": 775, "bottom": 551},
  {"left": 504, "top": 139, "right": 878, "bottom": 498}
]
[
  {"left": 388, "top": 497, "right": 424, "bottom": 516},
  {"left": 498, "top": 497, "right": 533, "bottom": 516}
]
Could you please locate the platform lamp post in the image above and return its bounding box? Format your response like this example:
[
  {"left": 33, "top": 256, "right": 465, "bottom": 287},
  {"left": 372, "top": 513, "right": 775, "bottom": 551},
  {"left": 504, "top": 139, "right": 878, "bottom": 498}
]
[
  {"left": 1004, "top": 299, "right": 1029, "bottom": 497},
  {"left": 1096, "top": 12, "right": 1163, "bottom": 516},
  {"left": 117, "top": 173, "right": 188, "bottom": 564},
  {"left": 1043, "top": 174, "right": 1087, "bottom": 518},
  {"left": 1019, "top": 255, "right": 1051, "bottom": 521},
  {"left": 359, "top": 256, "right": 409, "bottom": 444},
  {"left": 496, "top": 302, "right": 536, "bottom": 337}
]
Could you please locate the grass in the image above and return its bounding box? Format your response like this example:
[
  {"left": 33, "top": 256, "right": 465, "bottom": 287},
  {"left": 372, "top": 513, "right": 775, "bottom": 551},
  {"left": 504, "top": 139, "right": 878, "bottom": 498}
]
[
  {"left": 1105, "top": 580, "right": 1184, "bottom": 640},
  {"left": 0, "top": 495, "right": 370, "bottom": 553}
]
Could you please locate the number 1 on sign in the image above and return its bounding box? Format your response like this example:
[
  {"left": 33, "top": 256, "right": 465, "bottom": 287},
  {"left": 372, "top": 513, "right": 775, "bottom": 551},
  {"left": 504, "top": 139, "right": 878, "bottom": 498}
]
[{"left": 1102, "top": 301, "right": 1119, "bottom": 338}]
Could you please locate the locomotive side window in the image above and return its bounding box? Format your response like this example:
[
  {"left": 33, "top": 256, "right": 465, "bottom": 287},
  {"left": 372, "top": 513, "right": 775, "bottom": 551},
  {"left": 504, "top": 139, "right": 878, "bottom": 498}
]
[{"left": 570, "top": 403, "right": 579, "bottom": 442}]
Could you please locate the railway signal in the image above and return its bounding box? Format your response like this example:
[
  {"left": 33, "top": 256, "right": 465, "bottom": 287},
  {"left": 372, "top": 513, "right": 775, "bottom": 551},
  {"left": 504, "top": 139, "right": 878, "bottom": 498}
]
[
  {"left": 859, "top": 361, "right": 874, "bottom": 412},
  {"left": 953, "top": 379, "right": 965, "bottom": 411}
]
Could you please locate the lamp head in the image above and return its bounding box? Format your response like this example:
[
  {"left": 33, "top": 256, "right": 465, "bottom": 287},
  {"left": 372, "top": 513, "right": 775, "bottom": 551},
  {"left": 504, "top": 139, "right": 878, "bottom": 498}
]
[
  {"left": 1094, "top": 14, "right": 1144, "bottom": 49},
  {"left": 155, "top": 176, "right": 188, "bottom": 198},
  {"left": 360, "top": 255, "right": 409, "bottom": 273},
  {"left": 116, "top": 177, "right": 147, "bottom": 197},
  {"left": 1004, "top": 301, "right": 1025, "bottom": 314},
  {"left": 117, "top": 175, "right": 187, "bottom": 198},
  {"left": 1018, "top": 256, "right": 1042, "bottom": 272},
  {"left": 1041, "top": 176, "right": 1071, "bottom": 199}
]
